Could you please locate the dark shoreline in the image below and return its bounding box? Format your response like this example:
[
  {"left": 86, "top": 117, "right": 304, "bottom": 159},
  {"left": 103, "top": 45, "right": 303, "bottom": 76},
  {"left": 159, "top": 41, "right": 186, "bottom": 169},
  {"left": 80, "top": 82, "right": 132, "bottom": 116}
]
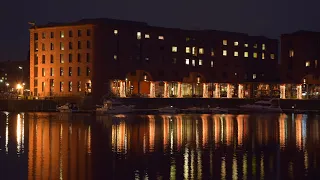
[{"left": 0, "top": 98, "right": 320, "bottom": 113}]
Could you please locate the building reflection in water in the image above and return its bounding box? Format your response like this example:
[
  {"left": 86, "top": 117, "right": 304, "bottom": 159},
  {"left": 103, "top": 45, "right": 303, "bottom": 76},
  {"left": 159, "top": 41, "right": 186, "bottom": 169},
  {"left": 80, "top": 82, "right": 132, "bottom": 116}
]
[
  {"left": 27, "top": 113, "right": 92, "bottom": 180},
  {"left": 2, "top": 112, "right": 320, "bottom": 179},
  {"left": 106, "top": 113, "right": 320, "bottom": 179}
]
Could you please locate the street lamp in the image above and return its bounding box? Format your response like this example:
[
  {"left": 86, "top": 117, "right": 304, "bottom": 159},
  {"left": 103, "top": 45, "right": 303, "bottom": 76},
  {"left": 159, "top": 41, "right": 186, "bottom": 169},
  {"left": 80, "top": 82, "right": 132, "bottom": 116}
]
[{"left": 18, "top": 66, "right": 23, "bottom": 70}]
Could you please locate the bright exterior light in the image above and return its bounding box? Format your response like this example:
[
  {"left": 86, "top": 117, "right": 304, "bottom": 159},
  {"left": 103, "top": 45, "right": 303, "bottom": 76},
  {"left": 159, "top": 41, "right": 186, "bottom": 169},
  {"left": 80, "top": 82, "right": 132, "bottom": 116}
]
[
  {"left": 19, "top": 66, "right": 23, "bottom": 69},
  {"left": 16, "top": 84, "right": 22, "bottom": 90},
  {"left": 0, "top": 79, "right": 3, "bottom": 83},
  {"left": 6, "top": 83, "right": 9, "bottom": 86},
  {"left": 22, "top": 83, "right": 25, "bottom": 86}
]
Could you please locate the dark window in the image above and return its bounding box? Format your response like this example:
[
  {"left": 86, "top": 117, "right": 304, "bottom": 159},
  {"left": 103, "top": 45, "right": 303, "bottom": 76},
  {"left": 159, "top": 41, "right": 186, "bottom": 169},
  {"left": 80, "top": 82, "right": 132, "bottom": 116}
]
[
  {"left": 87, "top": 29, "right": 91, "bottom": 36},
  {"left": 69, "top": 54, "right": 72, "bottom": 63},
  {"left": 78, "top": 30, "right": 82, "bottom": 37},
  {"left": 50, "top": 55, "right": 54, "bottom": 63},
  {"left": 50, "top": 43, "right": 54, "bottom": 50},
  {"left": 87, "top": 41, "right": 91, "bottom": 49},
  {"left": 77, "top": 53, "right": 81, "bottom": 62},
  {"left": 50, "top": 32, "right": 54, "bottom": 38},
  {"left": 86, "top": 53, "right": 90, "bottom": 62},
  {"left": 69, "top": 42, "right": 73, "bottom": 50},
  {"left": 77, "top": 67, "right": 81, "bottom": 76},
  {"left": 34, "top": 54, "right": 38, "bottom": 65},
  {"left": 78, "top": 41, "right": 81, "bottom": 49},
  {"left": 42, "top": 55, "right": 45, "bottom": 64},
  {"left": 69, "top": 31, "right": 73, "bottom": 37},
  {"left": 34, "top": 33, "right": 38, "bottom": 40}
]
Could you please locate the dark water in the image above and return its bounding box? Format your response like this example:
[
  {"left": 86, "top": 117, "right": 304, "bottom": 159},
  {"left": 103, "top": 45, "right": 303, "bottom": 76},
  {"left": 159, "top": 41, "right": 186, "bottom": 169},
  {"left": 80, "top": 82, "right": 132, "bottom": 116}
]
[{"left": 1, "top": 112, "right": 320, "bottom": 180}]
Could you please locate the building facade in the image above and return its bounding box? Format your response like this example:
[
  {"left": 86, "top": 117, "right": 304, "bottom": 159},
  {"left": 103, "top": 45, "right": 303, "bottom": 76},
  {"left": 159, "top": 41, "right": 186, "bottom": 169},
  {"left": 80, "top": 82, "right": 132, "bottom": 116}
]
[
  {"left": 30, "top": 18, "right": 280, "bottom": 101},
  {"left": 280, "top": 31, "right": 320, "bottom": 99},
  {"left": 29, "top": 23, "right": 94, "bottom": 97}
]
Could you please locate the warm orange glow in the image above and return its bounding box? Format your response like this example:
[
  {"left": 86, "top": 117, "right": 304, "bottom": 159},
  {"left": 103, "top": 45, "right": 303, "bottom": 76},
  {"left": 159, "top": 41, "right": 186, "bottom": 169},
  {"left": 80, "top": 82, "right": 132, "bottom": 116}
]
[
  {"left": 279, "top": 114, "right": 287, "bottom": 149},
  {"left": 176, "top": 115, "right": 183, "bottom": 150},
  {"left": 201, "top": 115, "right": 208, "bottom": 147},
  {"left": 162, "top": 115, "right": 169, "bottom": 150},
  {"left": 296, "top": 115, "right": 302, "bottom": 150},
  {"left": 148, "top": 115, "right": 155, "bottom": 152},
  {"left": 237, "top": 115, "right": 244, "bottom": 147},
  {"left": 16, "top": 83, "right": 22, "bottom": 90},
  {"left": 213, "top": 115, "right": 220, "bottom": 147},
  {"left": 225, "top": 115, "right": 234, "bottom": 146}
]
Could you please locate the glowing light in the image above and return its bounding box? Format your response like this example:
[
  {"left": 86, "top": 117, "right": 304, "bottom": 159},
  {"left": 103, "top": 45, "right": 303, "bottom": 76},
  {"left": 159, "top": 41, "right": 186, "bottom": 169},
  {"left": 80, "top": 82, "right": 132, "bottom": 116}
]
[
  {"left": 87, "top": 126, "right": 91, "bottom": 154},
  {"left": 183, "top": 147, "right": 189, "bottom": 179},
  {"left": 164, "top": 82, "right": 169, "bottom": 98},
  {"left": 202, "top": 83, "right": 209, "bottom": 98},
  {"left": 280, "top": 85, "right": 286, "bottom": 99},
  {"left": 149, "top": 82, "right": 156, "bottom": 98},
  {"left": 148, "top": 115, "right": 155, "bottom": 152},
  {"left": 16, "top": 84, "right": 22, "bottom": 90},
  {"left": 233, "top": 155, "right": 238, "bottom": 180},
  {"left": 238, "top": 84, "right": 244, "bottom": 98}
]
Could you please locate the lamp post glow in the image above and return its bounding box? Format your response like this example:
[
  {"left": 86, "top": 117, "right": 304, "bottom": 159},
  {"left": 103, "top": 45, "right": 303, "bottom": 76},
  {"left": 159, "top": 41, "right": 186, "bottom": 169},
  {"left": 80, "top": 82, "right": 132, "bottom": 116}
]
[{"left": 17, "top": 84, "right": 22, "bottom": 90}]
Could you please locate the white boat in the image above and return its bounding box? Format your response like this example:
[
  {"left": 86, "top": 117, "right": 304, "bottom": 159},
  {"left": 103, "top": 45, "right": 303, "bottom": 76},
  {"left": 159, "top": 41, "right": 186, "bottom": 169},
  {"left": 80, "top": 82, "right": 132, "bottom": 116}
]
[
  {"left": 158, "top": 106, "right": 179, "bottom": 114},
  {"left": 96, "top": 99, "right": 134, "bottom": 114},
  {"left": 239, "top": 99, "right": 282, "bottom": 113},
  {"left": 56, "top": 103, "right": 78, "bottom": 113}
]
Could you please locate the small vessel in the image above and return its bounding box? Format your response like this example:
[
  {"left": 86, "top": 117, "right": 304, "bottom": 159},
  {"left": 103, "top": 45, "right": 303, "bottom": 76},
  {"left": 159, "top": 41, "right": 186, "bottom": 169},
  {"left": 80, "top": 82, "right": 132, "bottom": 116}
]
[
  {"left": 239, "top": 98, "right": 282, "bottom": 113},
  {"left": 56, "top": 103, "right": 78, "bottom": 113},
  {"left": 158, "top": 106, "right": 180, "bottom": 114},
  {"left": 96, "top": 99, "right": 134, "bottom": 114}
]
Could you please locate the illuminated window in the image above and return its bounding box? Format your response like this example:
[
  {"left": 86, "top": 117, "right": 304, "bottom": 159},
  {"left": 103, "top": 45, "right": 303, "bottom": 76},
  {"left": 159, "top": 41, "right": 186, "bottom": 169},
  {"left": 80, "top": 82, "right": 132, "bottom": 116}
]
[
  {"left": 192, "top": 60, "right": 195, "bottom": 66},
  {"left": 42, "top": 68, "right": 45, "bottom": 77},
  {"left": 199, "top": 48, "right": 204, "bottom": 54},
  {"left": 60, "top": 31, "right": 64, "bottom": 38},
  {"left": 145, "top": 34, "right": 150, "bottom": 38},
  {"left": 114, "top": 55, "right": 117, "bottom": 60},
  {"left": 60, "top": 42, "right": 64, "bottom": 50},
  {"left": 223, "top": 40, "right": 227, "bottom": 45},
  {"left": 210, "top": 61, "right": 214, "bottom": 67},
  {"left": 42, "top": 32, "right": 46, "bottom": 39},
  {"left": 253, "top": 44, "right": 258, "bottom": 48},
  {"left": 60, "top": 82, "right": 64, "bottom": 92},
  {"left": 50, "top": 68, "right": 54, "bottom": 76},
  {"left": 210, "top": 48, "right": 214, "bottom": 56},
  {"left": 158, "top": 36, "right": 164, "bottom": 40},
  {"left": 234, "top": 51, "right": 239, "bottom": 57},
  {"left": 186, "top": 47, "right": 190, "bottom": 53},
  {"left": 137, "top": 32, "right": 141, "bottom": 39},
  {"left": 262, "top": 44, "right": 266, "bottom": 50},
  {"left": 253, "top": 74, "right": 256, "bottom": 79},
  {"left": 172, "top": 46, "right": 178, "bottom": 52},
  {"left": 77, "top": 81, "right": 81, "bottom": 92},
  {"left": 192, "top": 47, "right": 197, "bottom": 55},
  {"left": 60, "top": 67, "right": 64, "bottom": 76},
  {"left": 114, "top": 30, "right": 118, "bottom": 35},
  {"left": 253, "top": 52, "right": 258, "bottom": 58},
  {"left": 185, "top": 59, "right": 189, "bottom": 65},
  {"left": 244, "top": 43, "right": 248, "bottom": 47},
  {"left": 244, "top": 52, "right": 248, "bottom": 58},
  {"left": 289, "top": 50, "right": 294, "bottom": 57},
  {"left": 315, "top": 60, "right": 318, "bottom": 68},
  {"left": 234, "top": 42, "right": 239, "bottom": 46},
  {"left": 60, "top": 54, "right": 64, "bottom": 63},
  {"left": 305, "top": 61, "right": 310, "bottom": 67},
  {"left": 69, "top": 67, "right": 72, "bottom": 76},
  {"left": 69, "top": 81, "right": 72, "bottom": 92},
  {"left": 199, "top": 59, "right": 203, "bottom": 65},
  {"left": 262, "top": 53, "right": 265, "bottom": 59},
  {"left": 223, "top": 50, "right": 227, "bottom": 56},
  {"left": 270, "top": 54, "right": 275, "bottom": 59}
]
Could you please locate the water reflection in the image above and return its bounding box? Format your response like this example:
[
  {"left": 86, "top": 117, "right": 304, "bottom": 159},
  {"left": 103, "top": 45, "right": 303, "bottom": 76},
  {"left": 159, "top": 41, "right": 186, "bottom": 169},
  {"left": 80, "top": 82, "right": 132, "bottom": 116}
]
[{"left": 1, "top": 113, "right": 320, "bottom": 179}]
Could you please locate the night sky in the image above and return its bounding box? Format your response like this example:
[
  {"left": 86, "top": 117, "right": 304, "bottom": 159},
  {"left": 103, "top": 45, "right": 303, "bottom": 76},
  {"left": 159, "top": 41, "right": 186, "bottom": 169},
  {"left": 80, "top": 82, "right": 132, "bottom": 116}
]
[{"left": 1, "top": 0, "right": 319, "bottom": 61}]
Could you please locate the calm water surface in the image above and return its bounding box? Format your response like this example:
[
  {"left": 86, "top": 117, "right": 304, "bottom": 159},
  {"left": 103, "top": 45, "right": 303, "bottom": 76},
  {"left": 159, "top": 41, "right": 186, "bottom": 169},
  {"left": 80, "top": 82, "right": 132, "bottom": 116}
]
[{"left": 0, "top": 112, "right": 320, "bottom": 179}]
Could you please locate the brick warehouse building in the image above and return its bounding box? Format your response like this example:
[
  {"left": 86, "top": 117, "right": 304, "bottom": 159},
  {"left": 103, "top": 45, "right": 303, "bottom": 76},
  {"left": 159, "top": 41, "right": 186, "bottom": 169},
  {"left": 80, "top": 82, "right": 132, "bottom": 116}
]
[
  {"left": 280, "top": 31, "right": 320, "bottom": 99},
  {"left": 29, "top": 18, "right": 279, "bottom": 102}
]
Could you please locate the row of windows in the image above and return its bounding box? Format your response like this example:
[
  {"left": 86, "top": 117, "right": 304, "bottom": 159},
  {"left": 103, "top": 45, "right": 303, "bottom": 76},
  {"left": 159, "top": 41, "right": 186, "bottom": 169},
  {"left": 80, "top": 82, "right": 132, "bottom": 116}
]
[
  {"left": 35, "top": 53, "right": 91, "bottom": 64},
  {"left": 305, "top": 60, "right": 318, "bottom": 68},
  {"left": 34, "top": 41, "right": 91, "bottom": 51},
  {"left": 116, "top": 30, "right": 270, "bottom": 51},
  {"left": 39, "top": 81, "right": 84, "bottom": 92},
  {"left": 34, "top": 29, "right": 91, "bottom": 40},
  {"left": 41, "top": 67, "right": 90, "bottom": 77}
]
